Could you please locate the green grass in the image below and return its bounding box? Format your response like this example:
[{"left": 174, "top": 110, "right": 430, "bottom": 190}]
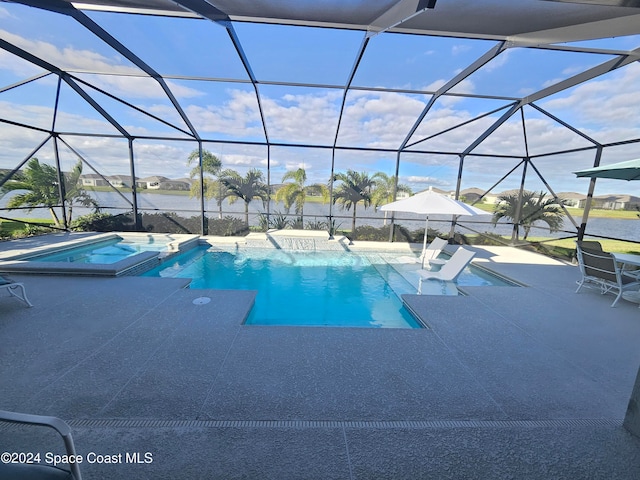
[
  {"left": 528, "top": 237, "right": 640, "bottom": 254},
  {"left": 0, "top": 218, "right": 55, "bottom": 235},
  {"left": 472, "top": 202, "right": 639, "bottom": 220},
  {"left": 460, "top": 232, "right": 640, "bottom": 260}
]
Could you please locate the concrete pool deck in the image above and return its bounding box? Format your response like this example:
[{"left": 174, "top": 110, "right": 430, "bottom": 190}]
[{"left": 1, "top": 241, "right": 640, "bottom": 478}]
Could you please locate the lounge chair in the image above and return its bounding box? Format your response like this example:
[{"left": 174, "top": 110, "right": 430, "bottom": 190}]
[
  {"left": 397, "top": 237, "right": 448, "bottom": 268},
  {"left": 575, "top": 240, "right": 640, "bottom": 307},
  {"left": 417, "top": 247, "right": 475, "bottom": 294},
  {"left": 0, "top": 275, "right": 33, "bottom": 307},
  {"left": 0, "top": 410, "right": 82, "bottom": 479}
]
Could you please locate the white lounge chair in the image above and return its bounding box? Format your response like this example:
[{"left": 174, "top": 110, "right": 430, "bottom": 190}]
[
  {"left": 0, "top": 275, "right": 33, "bottom": 307},
  {"left": 417, "top": 247, "right": 475, "bottom": 294},
  {"left": 397, "top": 237, "right": 448, "bottom": 268}
]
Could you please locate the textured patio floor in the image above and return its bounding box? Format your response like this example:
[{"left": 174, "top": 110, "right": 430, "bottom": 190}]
[{"left": 1, "top": 244, "right": 640, "bottom": 479}]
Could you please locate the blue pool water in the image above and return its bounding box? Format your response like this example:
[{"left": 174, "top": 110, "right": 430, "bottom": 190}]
[
  {"left": 30, "top": 237, "right": 168, "bottom": 264},
  {"left": 144, "top": 247, "right": 422, "bottom": 329}
]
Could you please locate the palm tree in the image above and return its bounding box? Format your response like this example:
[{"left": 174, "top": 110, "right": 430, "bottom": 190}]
[
  {"left": 187, "top": 149, "right": 224, "bottom": 217},
  {"left": 331, "top": 169, "right": 377, "bottom": 234},
  {"left": 221, "top": 168, "right": 270, "bottom": 226},
  {"left": 492, "top": 190, "right": 566, "bottom": 241},
  {"left": 63, "top": 160, "right": 100, "bottom": 225},
  {"left": 371, "top": 172, "right": 412, "bottom": 225},
  {"left": 274, "top": 167, "right": 329, "bottom": 218},
  {"left": 1, "top": 157, "right": 98, "bottom": 226}
]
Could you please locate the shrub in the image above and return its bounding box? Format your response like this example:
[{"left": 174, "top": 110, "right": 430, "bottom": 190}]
[
  {"left": 140, "top": 212, "right": 195, "bottom": 233},
  {"left": 305, "top": 219, "right": 328, "bottom": 231},
  {"left": 529, "top": 242, "right": 575, "bottom": 261},
  {"left": 350, "top": 224, "right": 428, "bottom": 243},
  {"left": 268, "top": 211, "right": 290, "bottom": 230},
  {"left": 208, "top": 216, "right": 249, "bottom": 236},
  {"left": 71, "top": 211, "right": 248, "bottom": 236},
  {"left": 465, "top": 231, "right": 508, "bottom": 246},
  {"left": 71, "top": 212, "right": 136, "bottom": 232}
]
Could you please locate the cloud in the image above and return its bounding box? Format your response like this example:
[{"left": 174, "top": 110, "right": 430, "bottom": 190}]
[
  {"left": 540, "top": 62, "right": 640, "bottom": 144},
  {"left": 451, "top": 44, "right": 472, "bottom": 56},
  {"left": 0, "top": 29, "right": 206, "bottom": 101},
  {"left": 2, "top": 26, "right": 640, "bottom": 196},
  {"left": 0, "top": 7, "right": 12, "bottom": 19},
  {"left": 0, "top": 29, "right": 133, "bottom": 74},
  {"left": 260, "top": 90, "right": 342, "bottom": 144},
  {"left": 481, "top": 48, "right": 512, "bottom": 73},
  {"left": 337, "top": 91, "right": 427, "bottom": 148},
  {"left": 222, "top": 153, "right": 271, "bottom": 168},
  {"left": 404, "top": 175, "right": 449, "bottom": 186},
  {"left": 0, "top": 48, "right": 45, "bottom": 78}
]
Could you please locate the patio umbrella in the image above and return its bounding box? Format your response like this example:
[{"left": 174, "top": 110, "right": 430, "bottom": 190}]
[
  {"left": 380, "top": 187, "right": 487, "bottom": 257},
  {"left": 573, "top": 158, "right": 640, "bottom": 181}
]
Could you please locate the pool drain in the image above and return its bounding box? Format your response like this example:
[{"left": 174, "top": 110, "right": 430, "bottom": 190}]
[{"left": 192, "top": 296, "right": 211, "bottom": 305}]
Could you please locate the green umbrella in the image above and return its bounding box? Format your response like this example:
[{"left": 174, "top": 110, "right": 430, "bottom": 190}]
[{"left": 574, "top": 159, "right": 640, "bottom": 181}]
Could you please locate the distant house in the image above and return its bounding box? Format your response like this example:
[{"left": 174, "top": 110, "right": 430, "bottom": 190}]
[
  {"left": 174, "top": 178, "right": 193, "bottom": 186},
  {"left": 484, "top": 190, "right": 521, "bottom": 205},
  {"left": 557, "top": 192, "right": 586, "bottom": 208},
  {"left": 485, "top": 190, "right": 577, "bottom": 207},
  {"left": 459, "top": 187, "right": 486, "bottom": 204},
  {"left": 79, "top": 174, "right": 108, "bottom": 187},
  {"left": 107, "top": 175, "right": 134, "bottom": 188},
  {"left": 591, "top": 194, "right": 640, "bottom": 210},
  {"left": 137, "top": 176, "right": 191, "bottom": 191},
  {"left": 420, "top": 187, "right": 450, "bottom": 196}
]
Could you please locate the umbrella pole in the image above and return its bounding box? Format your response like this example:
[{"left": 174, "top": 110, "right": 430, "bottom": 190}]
[{"left": 421, "top": 216, "right": 429, "bottom": 268}]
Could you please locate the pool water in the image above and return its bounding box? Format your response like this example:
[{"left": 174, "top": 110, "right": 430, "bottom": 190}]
[
  {"left": 30, "top": 237, "right": 169, "bottom": 264},
  {"left": 144, "top": 247, "right": 422, "bottom": 329}
]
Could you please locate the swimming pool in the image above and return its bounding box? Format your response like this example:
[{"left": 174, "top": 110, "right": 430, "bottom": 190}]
[
  {"left": 143, "top": 247, "right": 422, "bottom": 329},
  {"left": 0, "top": 233, "right": 201, "bottom": 276},
  {"left": 29, "top": 237, "right": 166, "bottom": 264}
]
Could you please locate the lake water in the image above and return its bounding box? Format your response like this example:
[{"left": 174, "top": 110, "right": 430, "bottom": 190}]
[{"left": 2, "top": 190, "right": 638, "bottom": 242}]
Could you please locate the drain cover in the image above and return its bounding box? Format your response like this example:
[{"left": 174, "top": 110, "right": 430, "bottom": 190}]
[{"left": 192, "top": 297, "right": 211, "bottom": 305}]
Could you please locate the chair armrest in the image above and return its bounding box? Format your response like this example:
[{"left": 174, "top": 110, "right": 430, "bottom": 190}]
[
  {"left": 417, "top": 270, "right": 441, "bottom": 280},
  {"left": 0, "top": 410, "right": 82, "bottom": 480},
  {"left": 427, "top": 258, "right": 446, "bottom": 265},
  {"left": 0, "top": 410, "right": 72, "bottom": 437}
]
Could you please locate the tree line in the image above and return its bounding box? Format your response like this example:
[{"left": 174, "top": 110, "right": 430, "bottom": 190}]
[
  {"left": 186, "top": 149, "right": 412, "bottom": 232},
  {"left": 1, "top": 150, "right": 568, "bottom": 239}
]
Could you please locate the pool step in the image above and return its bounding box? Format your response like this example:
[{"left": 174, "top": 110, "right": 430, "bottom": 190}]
[{"left": 367, "top": 256, "right": 417, "bottom": 297}]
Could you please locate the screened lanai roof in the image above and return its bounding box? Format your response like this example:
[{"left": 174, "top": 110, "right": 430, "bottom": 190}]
[
  {"left": 59, "top": 0, "right": 640, "bottom": 42},
  {"left": 2, "top": 0, "right": 640, "bottom": 220}
]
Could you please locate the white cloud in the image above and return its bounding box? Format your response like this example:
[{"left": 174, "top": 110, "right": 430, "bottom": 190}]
[
  {"left": 337, "top": 91, "right": 427, "bottom": 148},
  {"left": 404, "top": 175, "right": 448, "bottom": 186},
  {"left": 0, "top": 29, "right": 132, "bottom": 74},
  {"left": 424, "top": 79, "right": 446, "bottom": 91},
  {"left": 2, "top": 30, "right": 640, "bottom": 195},
  {"left": 540, "top": 62, "right": 640, "bottom": 143},
  {"left": 222, "top": 154, "right": 270, "bottom": 168},
  {"left": 481, "top": 48, "right": 512, "bottom": 73},
  {"left": 260, "top": 91, "right": 342, "bottom": 144},
  {"left": 0, "top": 29, "right": 206, "bottom": 101},
  {"left": 0, "top": 48, "right": 45, "bottom": 77},
  {"left": 451, "top": 44, "right": 471, "bottom": 56}
]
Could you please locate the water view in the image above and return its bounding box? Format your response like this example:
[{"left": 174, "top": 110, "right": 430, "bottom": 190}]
[{"left": 2, "top": 190, "right": 638, "bottom": 241}]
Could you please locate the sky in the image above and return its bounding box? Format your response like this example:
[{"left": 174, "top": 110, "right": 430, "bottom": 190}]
[{"left": 1, "top": 2, "right": 640, "bottom": 198}]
